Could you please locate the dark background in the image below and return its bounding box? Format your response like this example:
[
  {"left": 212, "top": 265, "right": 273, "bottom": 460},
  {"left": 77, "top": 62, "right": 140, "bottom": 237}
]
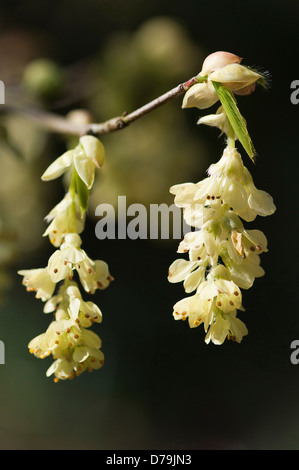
[{"left": 0, "top": 0, "right": 298, "bottom": 450}]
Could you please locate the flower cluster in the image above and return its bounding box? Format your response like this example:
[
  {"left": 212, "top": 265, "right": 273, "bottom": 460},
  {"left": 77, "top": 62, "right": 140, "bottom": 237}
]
[
  {"left": 168, "top": 52, "right": 275, "bottom": 345},
  {"left": 18, "top": 135, "right": 113, "bottom": 381}
]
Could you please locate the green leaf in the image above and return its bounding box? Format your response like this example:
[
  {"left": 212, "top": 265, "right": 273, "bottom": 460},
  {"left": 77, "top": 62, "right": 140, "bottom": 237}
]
[
  {"left": 212, "top": 81, "right": 256, "bottom": 162},
  {"left": 75, "top": 169, "right": 89, "bottom": 215}
]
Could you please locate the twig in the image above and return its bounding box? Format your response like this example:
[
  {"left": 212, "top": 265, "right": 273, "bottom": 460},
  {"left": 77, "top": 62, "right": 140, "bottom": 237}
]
[{"left": 2, "top": 76, "right": 199, "bottom": 137}]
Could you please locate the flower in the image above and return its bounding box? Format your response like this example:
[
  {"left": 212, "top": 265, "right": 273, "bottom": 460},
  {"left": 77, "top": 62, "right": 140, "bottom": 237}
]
[
  {"left": 47, "top": 233, "right": 113, "bottom": 293},
  {"left": 42, "top": 135, "right": 105, "bottom": 189},
  {"left": 43, "top": 192, "right": 85, "bottom": 247},
  {"left": 67, "top": 285, "right": 103, "bottom": 327},
  {"left": 193, "top": 147, "right": 276, "bottom": 221},
  {"left": 18, "top": 267, "right": 55, "bottom": 301},
  {"left": 28, "top": 287, "right": 105, "bottom": 381},
  {"left": 172, "top": 266, "right": 247, "bottom": 345}
]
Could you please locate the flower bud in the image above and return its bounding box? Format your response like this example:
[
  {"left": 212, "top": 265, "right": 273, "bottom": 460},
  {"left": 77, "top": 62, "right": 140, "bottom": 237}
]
[
  {"left": 200, "top": 51, "right": 242, "bottom": 76},
  {"left": 182, "top": 82, "right": 219, "bottom": 110}
]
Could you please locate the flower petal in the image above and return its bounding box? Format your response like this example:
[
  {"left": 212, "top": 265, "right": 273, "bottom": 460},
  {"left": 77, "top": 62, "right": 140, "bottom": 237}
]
[{"left": 41, "top": 150, "right": 74, "bottom": 181}]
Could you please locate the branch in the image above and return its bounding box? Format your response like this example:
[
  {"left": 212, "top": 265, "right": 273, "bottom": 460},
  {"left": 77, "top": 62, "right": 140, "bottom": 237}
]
[{"left": 2, "top": 76, "right": 199, "bottom": 137}]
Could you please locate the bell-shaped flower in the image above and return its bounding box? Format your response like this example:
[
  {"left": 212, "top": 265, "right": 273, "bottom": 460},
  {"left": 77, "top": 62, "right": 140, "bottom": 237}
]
[
  {"left": 18, "top": 267, "right": 56, "bottom": 301},
  {"left": 168, "top": 257, "right": 207, "bottom": 294},
  {"left": 197, "top": 265, "right": 242, "bottom": 313},
  {"left": 204, "top": 310, "right": 248, "bottom": 345},
  {"left": 172, "top": 294, "right": 213, "bottom": 332},
  {"left": 67, "top": 285, "right": 103, "bottom": 327},
  {"left": 46, "top": 358, "right": 76, "bottom": 381},
  {"left": 76, "top": 258, "right": 113, "bottom": 294},
  {"left": 238, "top": 167, "right": 276, "bottom": 221},
  {"left": 220, "top": 228, "right": 268, "bottom": 289},
  {"left": 43, "top": 192, "right": 85, "bottom": 247},
  {"left": 47, "top": 233, "right": 86, "bottom": 283}
]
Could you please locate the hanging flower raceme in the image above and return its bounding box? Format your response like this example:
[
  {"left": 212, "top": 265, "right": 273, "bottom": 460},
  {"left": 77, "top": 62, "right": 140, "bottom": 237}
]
[
  {"left": 168, "top": 51, "right": 275, "bottom": 345},
  {"left": 18, "top": 135, "right": 113, "bottom": 381}
]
